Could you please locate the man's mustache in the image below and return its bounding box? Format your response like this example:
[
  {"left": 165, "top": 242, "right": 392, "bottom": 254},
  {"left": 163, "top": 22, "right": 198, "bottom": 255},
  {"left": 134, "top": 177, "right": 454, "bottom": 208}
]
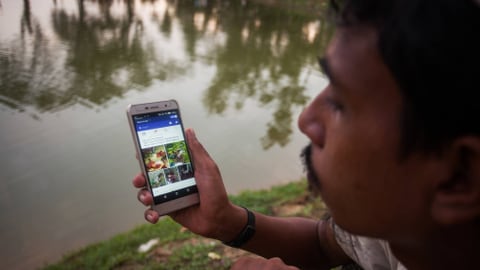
[{"left": 300, "top": 143, "right": 321, "bottom": 194}]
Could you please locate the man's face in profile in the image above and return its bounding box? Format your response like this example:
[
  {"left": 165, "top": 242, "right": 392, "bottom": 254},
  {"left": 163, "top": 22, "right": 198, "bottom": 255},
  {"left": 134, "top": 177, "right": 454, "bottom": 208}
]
[{"left": 298, "top": 26, "right": 436, "bottom": 238}]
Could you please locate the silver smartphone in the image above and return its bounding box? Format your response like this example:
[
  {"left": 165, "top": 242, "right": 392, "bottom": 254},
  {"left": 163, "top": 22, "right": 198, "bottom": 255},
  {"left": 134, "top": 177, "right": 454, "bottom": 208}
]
[{"left": 127, "top": 100, "right": 199, "bottom": 216}]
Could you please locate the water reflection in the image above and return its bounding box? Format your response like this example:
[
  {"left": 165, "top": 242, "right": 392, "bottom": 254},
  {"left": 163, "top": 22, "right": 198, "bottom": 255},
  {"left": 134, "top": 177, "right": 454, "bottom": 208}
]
[
  {"left": 1, "top": 0, "right": 187, "bottom": 112},
  {"left": 50, "top": 0, "right": 178, "bottom": 106},
  {"left": 0, "top": 0, "right": 54, "bottom": 112},
  {"left": 0, "top": 1, "right": 332, "bottom": 269},
  {"left": 21, "top": 0, "right": 32, "bottom": 35},
  {"left": 0, "top": 0, "right": 331, "bottom": 148},
  {"left": 196, "top": 2, "right": 331, "bottom": 148}
]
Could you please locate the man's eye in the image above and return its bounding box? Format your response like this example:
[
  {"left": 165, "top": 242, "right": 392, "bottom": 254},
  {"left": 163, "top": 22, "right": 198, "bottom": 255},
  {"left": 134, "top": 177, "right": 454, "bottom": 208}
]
[{"left": 325, "top": 97, "right": 344, "bottom": 111}]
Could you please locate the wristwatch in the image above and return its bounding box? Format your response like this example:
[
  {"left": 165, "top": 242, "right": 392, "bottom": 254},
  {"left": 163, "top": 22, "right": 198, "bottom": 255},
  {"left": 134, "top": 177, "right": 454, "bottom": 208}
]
[{"left": 223, "top": 207, "right": 256, "bottom": 248}]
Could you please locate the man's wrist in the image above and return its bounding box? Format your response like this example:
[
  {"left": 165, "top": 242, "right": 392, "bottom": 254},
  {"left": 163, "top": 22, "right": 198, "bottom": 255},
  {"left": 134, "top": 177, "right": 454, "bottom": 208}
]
[
  {"left": 209, "top": 204, "right": 248, "bottom": 242},
  {"left": 222, "top": 207, "right": 256, "bottom": 247}
]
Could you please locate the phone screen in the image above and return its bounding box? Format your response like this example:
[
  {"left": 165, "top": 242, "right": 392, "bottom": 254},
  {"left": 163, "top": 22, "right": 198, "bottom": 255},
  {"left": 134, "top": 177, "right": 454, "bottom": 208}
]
[{"left": 131, "top": 109, "right": 197, "bottom": 204}]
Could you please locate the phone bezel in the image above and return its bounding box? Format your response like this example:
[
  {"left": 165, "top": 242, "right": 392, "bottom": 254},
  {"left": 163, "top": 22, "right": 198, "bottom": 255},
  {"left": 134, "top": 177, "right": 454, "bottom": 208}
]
[{"left": 127, "top": 100, "right": 199, "bottom": 216}]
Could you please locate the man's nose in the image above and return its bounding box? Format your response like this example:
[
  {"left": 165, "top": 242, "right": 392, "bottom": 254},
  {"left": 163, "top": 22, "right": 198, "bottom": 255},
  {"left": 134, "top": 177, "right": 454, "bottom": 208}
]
[{"left": 298, "top": 98, "right": 326, "bottom": 149}]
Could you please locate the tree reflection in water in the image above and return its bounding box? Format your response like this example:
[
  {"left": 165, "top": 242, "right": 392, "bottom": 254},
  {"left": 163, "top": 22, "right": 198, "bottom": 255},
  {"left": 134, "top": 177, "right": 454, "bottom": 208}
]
[{"left": 0, "top": 0, "right": 332, "bottom": 148}]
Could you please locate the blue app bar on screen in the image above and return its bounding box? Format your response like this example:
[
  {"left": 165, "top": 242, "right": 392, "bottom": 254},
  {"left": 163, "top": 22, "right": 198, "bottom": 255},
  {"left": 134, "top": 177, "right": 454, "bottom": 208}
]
[{"left": 133, "top": 111, "right": 180, "bottom": 132}]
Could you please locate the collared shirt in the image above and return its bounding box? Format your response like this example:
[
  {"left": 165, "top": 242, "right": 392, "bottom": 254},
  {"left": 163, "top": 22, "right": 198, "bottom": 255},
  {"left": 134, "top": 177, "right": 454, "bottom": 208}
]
[{"left": 332, "top": 222, "right": 407, "bottom": 270}]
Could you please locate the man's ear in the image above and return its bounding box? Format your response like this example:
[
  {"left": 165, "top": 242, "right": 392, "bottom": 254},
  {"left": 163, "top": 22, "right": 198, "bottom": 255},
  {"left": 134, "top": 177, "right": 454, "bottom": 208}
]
[{"left": 431, "top": 136, "right": 480, "bottom": 226}]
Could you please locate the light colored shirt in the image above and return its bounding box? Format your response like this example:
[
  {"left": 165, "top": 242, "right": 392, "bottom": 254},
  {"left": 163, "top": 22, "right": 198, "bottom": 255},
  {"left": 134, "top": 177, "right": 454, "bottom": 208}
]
[{"left": 332, "top": 222, "right": 407, "bottom": 270}]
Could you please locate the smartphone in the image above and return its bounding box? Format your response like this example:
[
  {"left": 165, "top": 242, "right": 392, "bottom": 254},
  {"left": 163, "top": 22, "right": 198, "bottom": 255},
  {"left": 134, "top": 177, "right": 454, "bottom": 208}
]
[{"left": 127, "top": 100, "right": 199, "bottom": 216}]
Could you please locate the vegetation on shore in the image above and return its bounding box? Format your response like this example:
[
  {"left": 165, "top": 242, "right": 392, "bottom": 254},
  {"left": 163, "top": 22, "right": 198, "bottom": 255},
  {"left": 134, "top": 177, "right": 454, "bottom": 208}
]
[{"left": 43, "top": 180, "right": 327, "bottom": 270}]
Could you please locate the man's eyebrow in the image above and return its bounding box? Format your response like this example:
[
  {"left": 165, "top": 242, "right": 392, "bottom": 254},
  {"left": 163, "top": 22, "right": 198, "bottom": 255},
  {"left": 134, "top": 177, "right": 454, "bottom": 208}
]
[{"left": 317, "top": 56, "right": 334, "bottom": 82}]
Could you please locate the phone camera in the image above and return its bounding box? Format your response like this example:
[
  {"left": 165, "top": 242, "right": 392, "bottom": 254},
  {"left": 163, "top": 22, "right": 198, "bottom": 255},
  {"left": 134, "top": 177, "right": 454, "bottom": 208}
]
[
  {"left": 145, "top": 106, "right": 149, "bottom": 109},
  {"left": 165, "top": 104, "right": 168, "bottom": 107}
]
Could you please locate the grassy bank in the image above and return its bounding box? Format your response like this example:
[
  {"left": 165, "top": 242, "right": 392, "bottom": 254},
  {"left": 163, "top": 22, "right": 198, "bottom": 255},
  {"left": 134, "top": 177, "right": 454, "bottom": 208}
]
[{"left": 43, "top": 180, "right": 327, "bottom": 270}]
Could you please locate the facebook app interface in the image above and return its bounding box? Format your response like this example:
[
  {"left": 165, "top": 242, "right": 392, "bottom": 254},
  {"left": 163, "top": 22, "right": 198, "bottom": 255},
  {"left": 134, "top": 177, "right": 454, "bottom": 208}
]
[{"left": 133, "top": 110, "right": 196, "bottom": 204}]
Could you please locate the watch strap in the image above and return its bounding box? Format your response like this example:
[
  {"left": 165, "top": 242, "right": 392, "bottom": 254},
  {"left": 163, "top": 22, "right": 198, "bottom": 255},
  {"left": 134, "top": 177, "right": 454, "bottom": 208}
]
[{"left": 223, "top": 207, "right": 256, "bottom": 248}]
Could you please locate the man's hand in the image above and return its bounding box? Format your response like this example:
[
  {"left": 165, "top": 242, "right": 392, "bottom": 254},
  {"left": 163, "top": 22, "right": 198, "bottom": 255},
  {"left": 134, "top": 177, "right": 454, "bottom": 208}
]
[
  {"left": 231, "top": 257, "right": 299, "bottom": 270},
  {"left": 132, "top": 128, "right": 246, "bottom": 240}
]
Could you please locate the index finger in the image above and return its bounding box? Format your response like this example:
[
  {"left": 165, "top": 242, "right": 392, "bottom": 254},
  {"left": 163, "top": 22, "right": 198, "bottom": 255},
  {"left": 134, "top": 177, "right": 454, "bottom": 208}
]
[
  {"left": 185, "top": 128, "right": 213, "bottom": 167},
  {"left": 132, "top": 173, "right": 147, "bottom": 188}
]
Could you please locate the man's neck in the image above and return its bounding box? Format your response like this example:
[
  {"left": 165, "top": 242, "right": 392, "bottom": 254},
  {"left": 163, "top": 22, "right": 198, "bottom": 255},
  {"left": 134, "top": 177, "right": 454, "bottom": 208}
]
[{"left": 389, "top": 224, "right": 480, "bottom": 270}]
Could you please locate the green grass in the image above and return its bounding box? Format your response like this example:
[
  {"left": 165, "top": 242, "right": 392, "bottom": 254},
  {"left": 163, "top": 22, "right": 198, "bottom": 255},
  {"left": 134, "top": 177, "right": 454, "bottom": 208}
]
[
  {"left": 230, "top": 180, "right": 309, "bottom": 214},
  {"left": 43, "top": 179, "right": 322, "bottom": 270},
  {"left": 43, "top": 218, "right": 194, "bottom": 270}
]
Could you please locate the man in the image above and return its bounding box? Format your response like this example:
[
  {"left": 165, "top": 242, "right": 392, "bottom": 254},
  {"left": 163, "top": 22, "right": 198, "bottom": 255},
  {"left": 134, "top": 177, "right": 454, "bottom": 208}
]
[{"left": 133, "top": 0, "right": 480, "bottom": 269}]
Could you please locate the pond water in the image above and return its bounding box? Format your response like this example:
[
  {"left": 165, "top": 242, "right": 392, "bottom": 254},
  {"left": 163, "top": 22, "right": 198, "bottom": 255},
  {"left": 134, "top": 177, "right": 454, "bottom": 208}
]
[{"left": 0, "top": 0, "right": 331, "bottom": 269}]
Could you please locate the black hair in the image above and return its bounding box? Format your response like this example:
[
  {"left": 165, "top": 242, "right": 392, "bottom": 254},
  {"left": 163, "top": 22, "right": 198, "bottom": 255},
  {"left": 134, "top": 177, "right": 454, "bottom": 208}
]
[{"left": 330, "top": 0, "right": 480, "bottom": 155}]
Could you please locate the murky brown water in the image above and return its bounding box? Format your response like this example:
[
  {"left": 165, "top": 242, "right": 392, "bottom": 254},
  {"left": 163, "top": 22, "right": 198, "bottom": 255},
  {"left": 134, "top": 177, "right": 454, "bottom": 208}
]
[{"left": 0, "top": 0, "right": 330, "bottom": 268}]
